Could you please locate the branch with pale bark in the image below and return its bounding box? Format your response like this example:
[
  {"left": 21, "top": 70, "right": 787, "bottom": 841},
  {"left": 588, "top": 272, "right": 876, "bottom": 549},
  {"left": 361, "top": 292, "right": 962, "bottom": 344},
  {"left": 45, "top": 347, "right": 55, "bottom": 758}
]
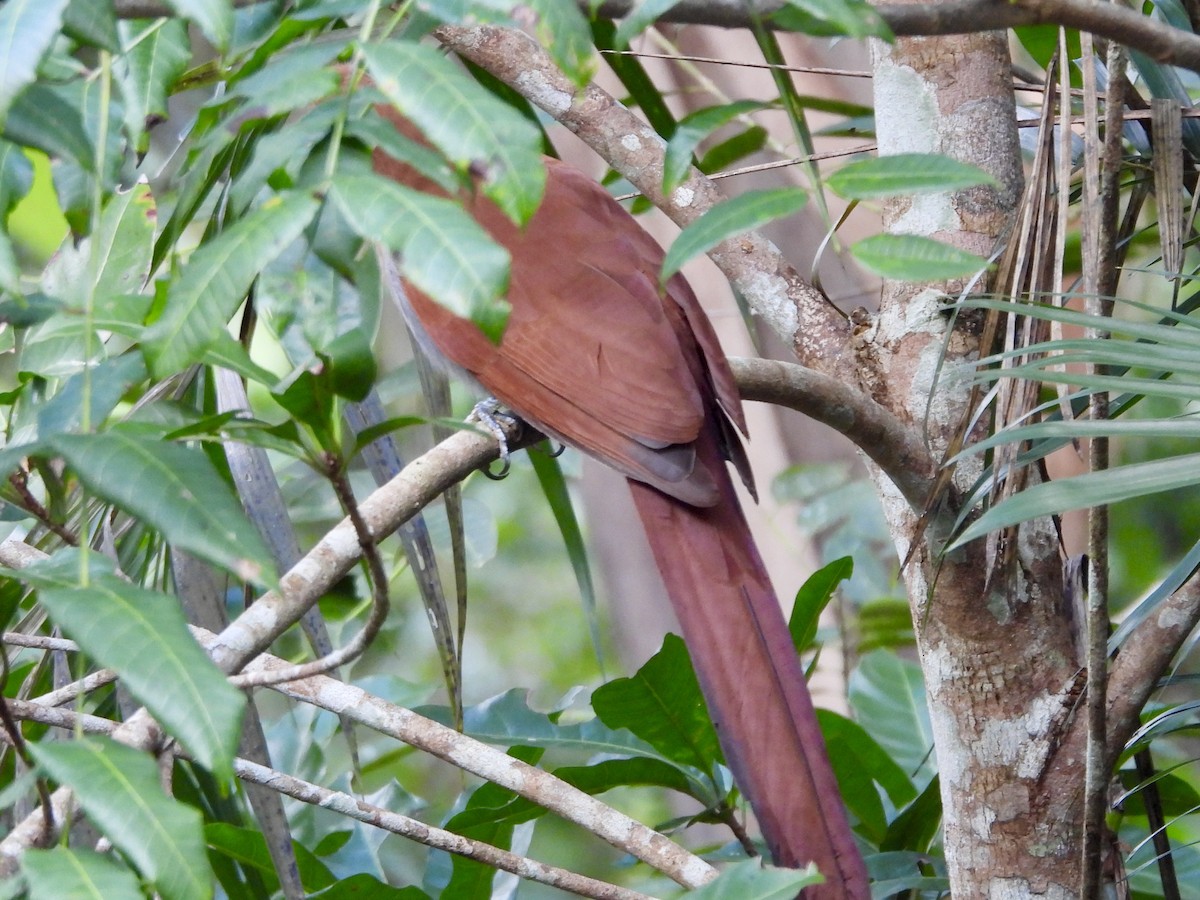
[{"left": 114, "top": 0, "right": 1200, "bottom": 75}]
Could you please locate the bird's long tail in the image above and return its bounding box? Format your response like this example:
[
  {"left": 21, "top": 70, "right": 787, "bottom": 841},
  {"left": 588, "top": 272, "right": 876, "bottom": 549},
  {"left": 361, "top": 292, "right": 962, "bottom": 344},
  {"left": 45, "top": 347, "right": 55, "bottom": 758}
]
[{"left": 628, "top": 432, "right": 870, "bottom": 899}]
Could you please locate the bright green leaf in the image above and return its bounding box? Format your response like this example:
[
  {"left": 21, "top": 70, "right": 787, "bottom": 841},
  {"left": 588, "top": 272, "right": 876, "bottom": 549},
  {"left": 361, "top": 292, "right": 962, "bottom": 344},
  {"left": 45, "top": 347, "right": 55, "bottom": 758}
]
[
  {"left": 771, "top": 0, "right": 891, "bottom": 39},
  {"left": 23, "top": 847, "right": 142, "bottom": 900},
  {"left": 2, "top": 84, "right": 94, "bottom": 169},
  {"left": 591, "top": 633, "right": 723, "bottom": 772},
  {"left": 22, "top": 550, "right": 244, "bottom": 775},
  {"left": 30, "top": 737, "right": 209, "bottom": 900},
  {"left": 0, "top": 0, "right": 69, "bottom": 128},
  {"left": 360, "top": 41, "right": 545, "bottom": 223},
  {"left": 661, "top": 187, "right": 807, "bottom": 281},
  {"left": 789, "top": 556, "right": 853, "bottom": 652},
  {"left": 828, "top": 153, "right": 997, "bottom": 199},
  {"left": 851, "top": 233, "right": 988, "bottom": 281},
  {"left": 817, "top": 709, "right": 916, "bottom": 842},
  {"left": 47, "top": 430, "right": 275, "bottom": 583},
  {"left": 63, "top": 0, "right": 119, "bottom": 51},
  {"left": 143, "top": 191, "right": 320, "bottom": 376}
]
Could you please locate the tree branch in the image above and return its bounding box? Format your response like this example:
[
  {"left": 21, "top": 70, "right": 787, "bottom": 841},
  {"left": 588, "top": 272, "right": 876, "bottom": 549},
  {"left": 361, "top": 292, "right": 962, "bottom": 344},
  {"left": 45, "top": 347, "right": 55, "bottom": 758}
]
[
  {"left": 115, "top": 0, "right": 1200, "bottom": 75},
  {"left": 730, "top": 356, "right": 935, "bottom": 509},
  {"left": 1106, "top": 572, "right": 1200, "bottom": 757},
  {"left": 5, "top": 700, "right": 659, "bottom": 900}
]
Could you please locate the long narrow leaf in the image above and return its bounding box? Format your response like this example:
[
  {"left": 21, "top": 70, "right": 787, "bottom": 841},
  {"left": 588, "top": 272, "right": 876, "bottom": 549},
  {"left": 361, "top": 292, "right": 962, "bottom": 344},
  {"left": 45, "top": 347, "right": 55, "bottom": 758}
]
[
  {"left": 48, "top": 431, "right": 274, "bottom": 583},
  {"left": 30, "top": 737, "right": 209, "bottom": 900}
]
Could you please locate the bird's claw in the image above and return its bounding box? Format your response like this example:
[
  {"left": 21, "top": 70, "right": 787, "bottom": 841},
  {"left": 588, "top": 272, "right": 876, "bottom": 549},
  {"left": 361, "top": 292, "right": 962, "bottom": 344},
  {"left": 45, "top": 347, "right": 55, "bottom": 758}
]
[{"left": 470, "top": 398, "right": 520, "bottom": 479}]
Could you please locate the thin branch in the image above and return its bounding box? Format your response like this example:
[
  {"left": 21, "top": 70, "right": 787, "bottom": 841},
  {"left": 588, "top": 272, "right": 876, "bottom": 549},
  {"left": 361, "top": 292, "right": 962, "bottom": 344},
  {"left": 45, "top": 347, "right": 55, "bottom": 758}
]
[
  {"left": 5, "top": 701, "right": 657, "bottom": 900},
  {"left": 196, "top": 628, "right": 720, "bottom": 890}
]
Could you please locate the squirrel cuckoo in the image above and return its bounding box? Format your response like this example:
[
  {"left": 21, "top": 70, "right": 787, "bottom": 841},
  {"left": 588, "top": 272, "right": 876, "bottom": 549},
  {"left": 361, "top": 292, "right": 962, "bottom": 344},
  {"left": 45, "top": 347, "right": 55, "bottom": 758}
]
[{"left": 371, "top": 106, "right": 869, "bottom": 897}]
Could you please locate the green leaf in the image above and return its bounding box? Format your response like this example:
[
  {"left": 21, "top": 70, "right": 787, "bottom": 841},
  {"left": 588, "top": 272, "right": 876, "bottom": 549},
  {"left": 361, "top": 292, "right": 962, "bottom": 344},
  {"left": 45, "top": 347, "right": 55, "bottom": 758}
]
[
  {"left": 30, "top": 737, "right": 209, "bottom": 900},
  {"left": 162, "top": 0, "right": 232, "bottom": 49},
  {"left": 848, "top": 650, "right": 935, "bottom": 785},
  {"left": 664, "top": 100, "right": 769, "bottom": 193},
  {"left": 311, "top": 875, "right": 428, "bottom": 899},
  {"left": 23, "top": 847, "right": 143, "bottom": 900},
  {"left": 827, "top": 152, "right": 997, "bottom": 199},
  {"left": 23, "top": 551, "right": 245, "bottom": 775},
  {"left": 789, "top": 556, "right": 852, "bottom": 653},
  {"left": 528, "top": 447, "right": 601, "bottom": 665},
  {"left": 360, "top": 41, "right": 545, "bottom": 222},
  {"left": 661, "top": 187, "right": 807, "bottom": 281},
  {"left": 686, "top": 858, "right": 823, "bottom": 898},
  {"left": 114, "top": 18, "right": 192, "bottom": 149},
  {"left": 771, "top": 0, "right": 891, "bottom": 39},
  {"left": 955, "top": 452, "right": 1200, "bottom": 548},
  {"left": 851, "top": 233, "right": 987, "bottom": 281},
  {"left": 614, "top": 0, "right": 684, "bottom": 47},
  {"left": 2, "top": 83, "right": 94, "bottom": 169},
  {"left": 330, "top": 173, "right": 510, "bottom": 339},
  {"left": 817, "top": 709, "right": 915, "bottom": 842},
  {"left": 63, "top": 0, "right": 120, "bottom": 51},
  {"left": 881, "top": 774, "right": 942, "bottom": 852},
  {"left": 36, "top": 354, "right": 146, "bottom": 437},
  {"left": 206, "top": 823, "right": 337, "bottom": 894},
  {"left": 47, "top": 430, "right": 275, "bottom": 583},
  {"left": 591, "top": 633, "right": 723, "bottom": 772},
  {"left": 143, "top": 191, "right": 320, "bottom": 376},
  {"left": 0, "top": 0, "right": 70, "bottom": 128}
]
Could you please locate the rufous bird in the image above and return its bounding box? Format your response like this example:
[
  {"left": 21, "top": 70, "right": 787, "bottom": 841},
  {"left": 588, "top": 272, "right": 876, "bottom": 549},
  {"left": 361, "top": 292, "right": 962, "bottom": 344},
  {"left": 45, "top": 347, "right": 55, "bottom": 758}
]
[{"left": 371, "top": 105, "right": 869, "bottom": 898}]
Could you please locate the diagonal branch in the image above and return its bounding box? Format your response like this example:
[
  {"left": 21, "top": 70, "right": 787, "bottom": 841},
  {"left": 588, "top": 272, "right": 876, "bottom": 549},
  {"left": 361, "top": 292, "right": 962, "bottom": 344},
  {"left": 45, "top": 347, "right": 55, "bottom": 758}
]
[{"left": 1106, "top": 572, "right": 1200, "bottom": 758}]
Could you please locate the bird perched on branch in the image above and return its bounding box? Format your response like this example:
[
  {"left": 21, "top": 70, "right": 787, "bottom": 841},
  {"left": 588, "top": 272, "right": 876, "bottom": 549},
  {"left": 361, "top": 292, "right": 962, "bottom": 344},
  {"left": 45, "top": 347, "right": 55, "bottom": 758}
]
[{"left": 370, "top": 103, "right": 869, "bottom": 899}]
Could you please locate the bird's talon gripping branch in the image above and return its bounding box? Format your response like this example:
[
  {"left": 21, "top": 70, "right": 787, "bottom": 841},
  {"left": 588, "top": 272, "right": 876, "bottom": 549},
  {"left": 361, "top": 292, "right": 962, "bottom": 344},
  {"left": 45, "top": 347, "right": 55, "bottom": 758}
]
[{"left": 469, "top": 398, "right": 520, "bottom": 480}]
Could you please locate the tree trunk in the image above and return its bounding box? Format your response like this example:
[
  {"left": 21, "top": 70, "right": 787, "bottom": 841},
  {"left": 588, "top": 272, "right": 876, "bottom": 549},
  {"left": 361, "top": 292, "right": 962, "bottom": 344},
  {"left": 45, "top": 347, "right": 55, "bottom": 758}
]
[{"left": 869, "top": 30, "right": 1089, "bottom": 895}]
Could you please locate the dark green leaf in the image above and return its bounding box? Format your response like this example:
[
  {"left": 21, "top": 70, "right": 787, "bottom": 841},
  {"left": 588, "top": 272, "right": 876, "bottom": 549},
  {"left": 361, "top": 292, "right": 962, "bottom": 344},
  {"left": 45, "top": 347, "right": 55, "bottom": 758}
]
[
  {"left": 881, "top": 774, "right": 942, "bottom": 852},
  {"left": 827, "top": 153, "right": 997, "bottom": 199},
  {"left": 206, "top": 823, "right": 337, "bottom": 893},
  {"left": 851, "top": 233, "right": 987, "bottom": 281},
  {"left": 697, "top": 125, "right": 768, "bottom": 175},
  {"left": 23, "top": 847, "right": 142, "bottom": 900},
  {"left": 47, "top": 430, "right": 275, "bottom": 583},
  {"left": 30, "top": 737, "right": 208, "bottom": 900},
  {"left": 2, "top": 84, "right": 94, "bottom": 169},
  {"left": 0, "top": 0, "right": 70, "bottom": 127},
  {"left": 22, "top": 550, "right": 245, "bottom": 775},
  {"left": 312, "top": 875, "right": 429, "bottom": 899},
  {"left": 143, "top": 191, "right": 320, "bottom": 376},
  {"left": 789, "top": 556, "right": 853, "bottom": 653},
  {"left": 817, "top": 709, "right": 915, "bottom": 842},
  {"left": 664, "top": 101, "right": 768, "bottom": 193},
  {"left": 661, "top": 187, "right": 807, "bottom": 280},
  {"left": 360, "top": 41, "right": 545, "bottom": 222},
  {"left": 591, "top": 633, "right": 723, "bottom": 772}
]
